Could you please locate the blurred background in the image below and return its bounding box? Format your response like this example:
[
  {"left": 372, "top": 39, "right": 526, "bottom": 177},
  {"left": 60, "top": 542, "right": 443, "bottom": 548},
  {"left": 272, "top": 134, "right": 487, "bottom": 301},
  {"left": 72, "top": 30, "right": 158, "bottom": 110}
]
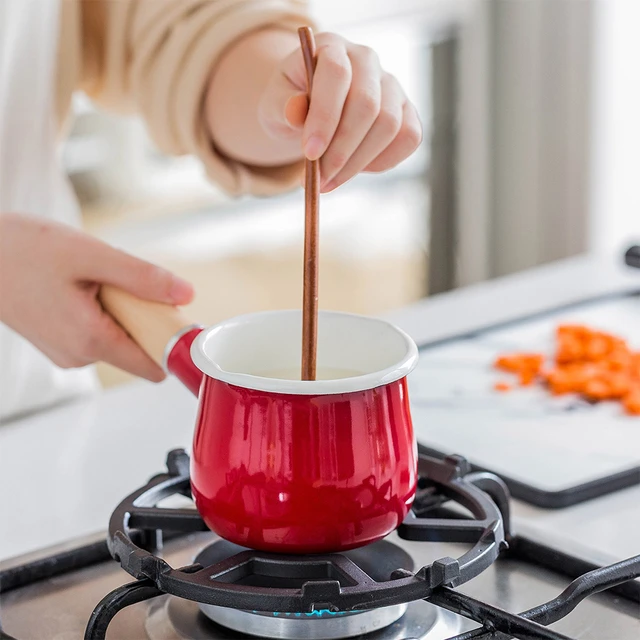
[{"left": 63, "top": 0, "right": 640, "bottom": 387}]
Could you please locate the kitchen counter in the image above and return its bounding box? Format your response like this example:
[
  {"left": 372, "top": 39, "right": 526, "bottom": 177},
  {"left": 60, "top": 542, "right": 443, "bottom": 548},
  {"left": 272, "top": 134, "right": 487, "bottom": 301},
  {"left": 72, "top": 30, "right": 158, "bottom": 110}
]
[{"left": 1, "top": 252, "right": 638, "bottom": 564}]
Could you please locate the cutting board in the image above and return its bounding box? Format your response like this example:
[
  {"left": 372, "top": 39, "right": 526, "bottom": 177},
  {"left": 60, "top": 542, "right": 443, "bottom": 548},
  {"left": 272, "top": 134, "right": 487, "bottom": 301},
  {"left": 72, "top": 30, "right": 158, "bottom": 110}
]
[{"left": 409, "top": 293, "right": 640, "bottom": 507}]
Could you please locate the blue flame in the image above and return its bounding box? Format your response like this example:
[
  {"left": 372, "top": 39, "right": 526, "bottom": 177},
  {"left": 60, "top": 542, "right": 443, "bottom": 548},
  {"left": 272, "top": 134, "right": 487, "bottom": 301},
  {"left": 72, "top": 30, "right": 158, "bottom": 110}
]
[{"left": 252, "top": 609, "right": 362, "bottom": 618}]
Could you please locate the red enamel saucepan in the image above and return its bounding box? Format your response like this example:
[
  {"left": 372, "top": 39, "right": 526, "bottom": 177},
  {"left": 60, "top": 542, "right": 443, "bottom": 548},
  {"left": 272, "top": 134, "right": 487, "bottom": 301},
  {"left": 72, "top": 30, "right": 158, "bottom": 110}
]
[{"left": 100, "top": 287, "right": 419, "bottom": 554}]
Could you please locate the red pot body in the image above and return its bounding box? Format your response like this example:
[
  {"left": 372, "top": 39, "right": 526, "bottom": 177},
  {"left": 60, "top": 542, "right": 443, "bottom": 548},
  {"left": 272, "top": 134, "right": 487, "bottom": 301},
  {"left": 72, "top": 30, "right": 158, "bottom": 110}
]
[{"left": 190, "top": 375, "right": 417, "bottom": 554}]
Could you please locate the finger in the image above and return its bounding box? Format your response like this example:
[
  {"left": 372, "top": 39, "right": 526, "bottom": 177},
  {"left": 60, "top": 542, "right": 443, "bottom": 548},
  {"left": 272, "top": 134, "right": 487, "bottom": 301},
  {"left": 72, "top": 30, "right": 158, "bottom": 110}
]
[
  {"left": 76, "top": 237, "right": 194, "bottom": 305},
  {"left": 94, "top": 310, "right": 166, "bottom": 382},
  {"left": 321, "top": 74, "right": 404, "bottom": 193},
  {"left": 58, "top": 289, "right": 167, "bottom": 381},
  {"left": 302, "top": 42, "right": 352, "bottom": 160},
  {"left": 363, "top": 101, "right": 423, "bottom": 173},
  {"left": 319, "top": 46, "right": 382, "bottom": 186}
]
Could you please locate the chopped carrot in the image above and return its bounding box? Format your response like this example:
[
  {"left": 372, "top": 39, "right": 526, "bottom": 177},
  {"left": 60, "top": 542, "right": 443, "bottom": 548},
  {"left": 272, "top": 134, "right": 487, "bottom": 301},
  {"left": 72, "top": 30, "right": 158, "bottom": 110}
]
[
  {"left": 556, "top": 336, "right": 584, "bottom": 364},
  {"left": 493, "top": 323, "right": 639, "bottom": 416},
  {"left": 607, "top": 350, "right": 632, "bottom": 371},
  {"left": 545, "top": 368, "right": 579, "bottom": 395},
  {"left": 623, "top": 390, "right": 640, "bottom": 416},
  {"left": 495, "top": 353, "right": 544, "bottom": 375},
  {"left": 585, "top": 334, "right": 611, "bottom": 360},
  {"left": 584, "top": 379, "right": 612, "bottom": 401},
  {"left": 608, "top": 374, "right": 631, "bottom": 399},
  {"left": 518, "top": 370, "right": 537, "bottom": 386},
  {"left": 557, "top": 324, "right": 591, "bottom": 339}
]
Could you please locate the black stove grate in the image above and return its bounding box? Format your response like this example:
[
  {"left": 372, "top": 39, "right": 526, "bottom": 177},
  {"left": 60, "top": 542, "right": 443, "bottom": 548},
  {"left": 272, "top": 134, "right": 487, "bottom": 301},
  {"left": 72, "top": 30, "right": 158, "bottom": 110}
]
[
  {"left": 85, "top": 449, "right": 639, "bottom": 640},
  {"left": 440, "top": 553, "right": 640, "bottom": 640},
  {"left": 105, "top": 450, "right": 507, "bottom": 614},
  {"left": 1, "top": 449, "right": 638, "bottom": 640}
]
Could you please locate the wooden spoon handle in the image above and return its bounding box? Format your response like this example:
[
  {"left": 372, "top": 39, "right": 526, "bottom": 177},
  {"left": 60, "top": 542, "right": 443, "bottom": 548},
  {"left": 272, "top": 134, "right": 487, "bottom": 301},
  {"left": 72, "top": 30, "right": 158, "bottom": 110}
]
[{"left": 299, "top": 26, "right": 320, "bottom": 381}]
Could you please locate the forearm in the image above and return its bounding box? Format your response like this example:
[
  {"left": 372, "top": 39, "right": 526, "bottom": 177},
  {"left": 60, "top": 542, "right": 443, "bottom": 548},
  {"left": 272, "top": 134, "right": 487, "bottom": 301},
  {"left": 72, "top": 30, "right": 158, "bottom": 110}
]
[{"left": 206, "top": 28, "right": 303, "bottom": 168}]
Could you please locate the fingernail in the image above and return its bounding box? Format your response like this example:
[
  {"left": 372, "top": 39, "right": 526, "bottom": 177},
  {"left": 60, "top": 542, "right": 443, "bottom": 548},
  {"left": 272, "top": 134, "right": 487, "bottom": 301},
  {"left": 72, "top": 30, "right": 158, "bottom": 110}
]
[
  {"left": 170, "top": 277, "right": 194, "bottom": 303},
  {"left": 322, "top": 180, "right": 337, "bottom": 193},
  {"left": 285, "top": 94, "right": 308, "bottom": 129},
  {"left": 304, "top": 135, "right": 325, "bottom": 160}
]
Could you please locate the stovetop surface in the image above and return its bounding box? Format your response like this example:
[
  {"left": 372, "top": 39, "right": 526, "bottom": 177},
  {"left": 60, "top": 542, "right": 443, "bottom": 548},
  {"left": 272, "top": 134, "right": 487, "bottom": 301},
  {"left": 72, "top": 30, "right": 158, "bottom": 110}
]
[
  {"left": 1, "top": 255, "right": 638, "bottom": 639},
  {"left": 1, "top": 531, "right": 638, "bottom": 640}
]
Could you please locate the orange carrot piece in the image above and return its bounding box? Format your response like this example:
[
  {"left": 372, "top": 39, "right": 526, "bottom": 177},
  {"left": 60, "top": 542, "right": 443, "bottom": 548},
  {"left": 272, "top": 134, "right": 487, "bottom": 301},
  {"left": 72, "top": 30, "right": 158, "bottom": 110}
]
[
  {"left": 494, "top": 323, "right": 637, "bottom": 415},
  {"left": 623, "top": 391, "right": 640, "bottom": 415},
  {"left": 584, "top": 379, "right": 613, "bottom": 401},
  {"left": 556, "top": 336, "right": 584, "bottom": 364},
  {"left": 519, "top": 370, "right": 536, "bottom": 386},
  {"left": 494, "top": 353, "right": 545, "bottom": 374}
]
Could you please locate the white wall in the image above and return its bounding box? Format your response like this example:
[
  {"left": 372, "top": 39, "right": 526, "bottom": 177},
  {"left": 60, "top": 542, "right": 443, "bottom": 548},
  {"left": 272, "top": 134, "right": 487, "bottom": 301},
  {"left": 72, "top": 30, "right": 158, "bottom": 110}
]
[{"left": 589, "top": 0, "right": 640, "bottom": 254}]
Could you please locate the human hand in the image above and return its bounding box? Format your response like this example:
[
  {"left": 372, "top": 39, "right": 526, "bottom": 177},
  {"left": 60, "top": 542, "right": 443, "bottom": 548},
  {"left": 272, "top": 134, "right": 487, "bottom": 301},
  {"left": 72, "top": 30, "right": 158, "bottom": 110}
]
[
  {"left": 0, "top": 214, "right": 194, "bottom": 381},
  {"left": 258, "top": 32, "right": 423, "bottom": 192}
]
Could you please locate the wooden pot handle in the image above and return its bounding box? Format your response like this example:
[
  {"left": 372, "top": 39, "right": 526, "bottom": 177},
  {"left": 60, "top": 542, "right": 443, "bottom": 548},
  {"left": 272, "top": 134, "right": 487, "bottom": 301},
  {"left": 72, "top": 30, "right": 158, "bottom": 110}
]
[{"left": 99, "top": 285, "right": 193, "bottom": 367}]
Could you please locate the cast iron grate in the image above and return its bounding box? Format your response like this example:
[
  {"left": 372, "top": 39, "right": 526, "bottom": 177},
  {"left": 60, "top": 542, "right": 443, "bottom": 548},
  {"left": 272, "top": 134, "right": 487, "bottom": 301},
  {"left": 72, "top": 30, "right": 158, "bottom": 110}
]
[
  {"left": 79, "top": 449, "right": 640, "bottom": 640},
  {"left": 105, "top": 450, "right": 507, "bottom": 613},
  {"left": 1, "top": 447, "right": 632, "bottom": 640}
]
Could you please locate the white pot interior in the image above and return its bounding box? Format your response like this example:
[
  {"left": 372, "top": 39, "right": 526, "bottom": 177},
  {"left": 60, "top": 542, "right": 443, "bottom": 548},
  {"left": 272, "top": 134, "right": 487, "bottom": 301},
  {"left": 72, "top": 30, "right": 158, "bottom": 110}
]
[{"left": 191, "top": 310, "right": 418, "bottom": 395}]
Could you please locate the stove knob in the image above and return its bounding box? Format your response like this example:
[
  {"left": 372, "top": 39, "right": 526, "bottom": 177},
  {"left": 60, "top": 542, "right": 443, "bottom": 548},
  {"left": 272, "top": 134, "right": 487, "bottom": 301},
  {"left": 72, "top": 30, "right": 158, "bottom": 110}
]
[{"left": 625, "top": 245, "right": 640, "bottom": 268}]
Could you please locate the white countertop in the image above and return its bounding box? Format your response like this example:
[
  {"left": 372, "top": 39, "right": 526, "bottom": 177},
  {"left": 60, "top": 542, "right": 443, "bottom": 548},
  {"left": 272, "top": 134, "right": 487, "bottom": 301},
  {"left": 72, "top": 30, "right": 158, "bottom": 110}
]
[
  {"left": 0, "top": 378, "right": 197, "bottom": 561},
  {"left": 1, "top": 252, "right": 638, "bottom": 563}
]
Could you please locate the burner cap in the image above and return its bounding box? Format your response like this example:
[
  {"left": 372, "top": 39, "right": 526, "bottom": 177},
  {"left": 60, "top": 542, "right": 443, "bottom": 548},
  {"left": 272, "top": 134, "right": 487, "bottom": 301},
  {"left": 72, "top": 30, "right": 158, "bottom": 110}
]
[
  {"left": 192, "top": 539, "right": 415, "bottom": 639},
  {"left": 195, "top": 538, "right": 415, "bottom": 583},
  {"left": 200, "top": 603, "right": 407, "bottom": 639}
]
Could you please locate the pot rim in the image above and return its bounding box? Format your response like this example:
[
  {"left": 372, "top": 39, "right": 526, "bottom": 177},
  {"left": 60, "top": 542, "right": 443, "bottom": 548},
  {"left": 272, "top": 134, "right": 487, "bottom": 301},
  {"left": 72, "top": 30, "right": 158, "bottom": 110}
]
[{"left": 191, "top": 309, "right": 418, "bottom": 395}]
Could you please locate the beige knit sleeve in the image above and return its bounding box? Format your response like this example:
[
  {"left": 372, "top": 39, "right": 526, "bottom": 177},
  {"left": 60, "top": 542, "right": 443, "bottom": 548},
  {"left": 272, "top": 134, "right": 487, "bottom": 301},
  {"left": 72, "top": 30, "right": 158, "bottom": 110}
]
[{"left": 82, "top": 0, "right": 313, "bottom": 196}]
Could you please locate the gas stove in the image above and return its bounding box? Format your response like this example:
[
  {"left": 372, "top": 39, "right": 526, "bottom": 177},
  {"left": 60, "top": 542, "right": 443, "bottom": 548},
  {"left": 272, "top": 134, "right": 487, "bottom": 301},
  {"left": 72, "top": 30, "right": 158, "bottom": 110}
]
[
  {"left": 0, "top": 449, "right": 638, "bottom": 640},
  {"left": 1, "top": 253, "right": 638, "bottom": 640}
]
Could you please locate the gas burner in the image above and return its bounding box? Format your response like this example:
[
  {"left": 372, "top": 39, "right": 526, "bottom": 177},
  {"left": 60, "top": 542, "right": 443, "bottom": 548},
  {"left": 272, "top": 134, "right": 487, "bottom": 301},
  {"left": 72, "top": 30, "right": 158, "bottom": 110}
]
[
  {"left": 143, "top": 536, "right": 464, "bottom": 639},
  {"left": 199, "top": 604, "right": 407, "bottom": 640},
  {"left": 83, "top": 449, "right": 640, "bottom": 640},
  {"left": 145, "top": 597, "right": 461, "bottom": 640},
  {"left": 86, "top": 450, "right": 507, "bottom": 639},
  {"left": 193, "top": 539, "right": 413, "bottom": 638}
]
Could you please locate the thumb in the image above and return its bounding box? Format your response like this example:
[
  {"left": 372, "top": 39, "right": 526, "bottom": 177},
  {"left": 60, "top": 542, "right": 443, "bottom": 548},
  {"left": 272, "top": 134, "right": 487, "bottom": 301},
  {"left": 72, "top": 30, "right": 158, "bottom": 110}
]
[
  {"left": 80, "top": 238, "right": 194, "bottom": 305},
  {"left": 259, "top": 69, "right": 308, "bottom": 139},
  {"left": 285, "top": 94, "right": 309, "bottom": 129}
]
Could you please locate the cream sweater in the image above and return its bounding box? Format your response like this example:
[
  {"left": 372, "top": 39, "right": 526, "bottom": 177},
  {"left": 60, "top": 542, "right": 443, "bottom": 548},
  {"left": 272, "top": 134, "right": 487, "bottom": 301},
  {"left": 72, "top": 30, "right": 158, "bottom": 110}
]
[{"left": 56, "top": 0, "right": 312, "bottom": 196}]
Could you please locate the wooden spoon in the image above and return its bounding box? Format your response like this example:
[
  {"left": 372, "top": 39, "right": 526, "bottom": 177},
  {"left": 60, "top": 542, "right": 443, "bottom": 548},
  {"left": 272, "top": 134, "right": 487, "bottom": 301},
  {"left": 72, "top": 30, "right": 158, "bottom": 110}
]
[{"left": 299, "top": 26, "right": 320, "bottom": 381}]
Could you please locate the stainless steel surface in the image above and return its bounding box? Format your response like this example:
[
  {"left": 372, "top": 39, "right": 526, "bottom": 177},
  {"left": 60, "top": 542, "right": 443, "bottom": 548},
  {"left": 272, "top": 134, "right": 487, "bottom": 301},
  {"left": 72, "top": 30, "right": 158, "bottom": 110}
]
[
  {"left": 1, "top": 532, "right": 638, "bottom": 639},
  {"left": 147, "top": 598, "right": 460, "bottom": 640},
  {"left": 197, "top": 603, "right": 408, "bottom": 639}
]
